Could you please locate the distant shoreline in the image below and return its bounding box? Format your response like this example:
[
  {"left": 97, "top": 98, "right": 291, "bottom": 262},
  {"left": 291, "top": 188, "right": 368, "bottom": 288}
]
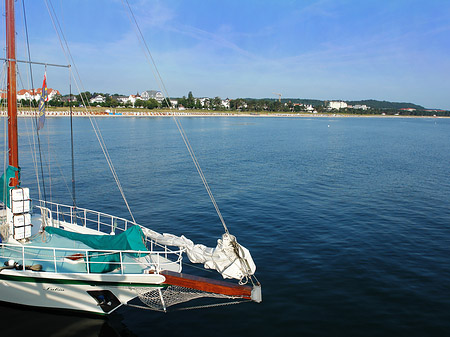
[{"left": 0, "top": 111, "right": 448, "bottom": 118}]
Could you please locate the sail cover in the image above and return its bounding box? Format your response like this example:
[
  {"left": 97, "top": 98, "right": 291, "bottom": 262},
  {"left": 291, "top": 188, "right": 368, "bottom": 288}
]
[
  {"left": 45, "top": 225, "right": 148, "bottom": 273},
  {"left": 141, "top": 228, "right": 256, "bottom": 281},
  {"left": 0, "top": 166, "right": 19, "bottom": 208}
]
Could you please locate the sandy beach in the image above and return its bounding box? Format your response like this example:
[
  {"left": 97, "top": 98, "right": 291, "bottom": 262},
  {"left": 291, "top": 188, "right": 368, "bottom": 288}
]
[{"left": 0, "top": 110, "right": 446, "bottom": 118}]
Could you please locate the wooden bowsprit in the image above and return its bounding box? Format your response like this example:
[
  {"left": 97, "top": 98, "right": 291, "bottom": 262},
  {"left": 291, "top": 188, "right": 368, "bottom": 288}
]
[{"left": 160, "top": 270, "right": 253, "bottom": 299}]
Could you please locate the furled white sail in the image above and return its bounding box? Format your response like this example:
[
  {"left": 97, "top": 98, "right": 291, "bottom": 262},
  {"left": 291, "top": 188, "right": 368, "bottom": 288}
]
[{"left": 141, "top": 228, "right": 256, "bottom": 281}]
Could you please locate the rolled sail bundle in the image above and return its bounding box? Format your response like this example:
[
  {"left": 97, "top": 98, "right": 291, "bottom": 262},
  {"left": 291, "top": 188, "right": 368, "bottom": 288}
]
[{"left": 141, "top": 228, "right": 256, "bottom": 281}]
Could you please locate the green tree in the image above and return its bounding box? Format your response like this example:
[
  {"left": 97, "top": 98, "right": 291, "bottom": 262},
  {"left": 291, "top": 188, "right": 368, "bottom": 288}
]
[
  {"left": 293, "top": 104, "right": 304, "bottom": 112},
  {"left": 134, "top": 99, "right": 144, "bottom": 108},
  {"left": 145, "top": 98, "right": 159, "bottom": 109},
  {"left": 104, "top": 94, "right": 116, "bottom": 108},
  {"left": 178, "top": 96, "right": 187, "bottom": 108},
  {"left": 211, "top": 96, "right": 222, "bottom": 110},
  {"left": 161, "top": 98, "right": 172, "bottom": 108},
  {"left": 49, "top": 94, "right": 63, "bottom": 107},
  {"left": 187, "top": 91, "right": 195, "bottom": 108},
  {"left": 231, "top": 98, "right": 247, "bottom": 110},
  {"left": 76, "top": 91, "right": 91, "bottom": 106},
  {"left": 315, "top": 105, "right": 326, "bottom": 113}
]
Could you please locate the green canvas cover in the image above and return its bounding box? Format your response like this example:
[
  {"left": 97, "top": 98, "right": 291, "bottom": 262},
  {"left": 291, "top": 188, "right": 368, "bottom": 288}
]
[
  {"left": 45, "top": 225, "right": 148, "bottom": 273},
  {"left": 0, "top": 166, "right": 20, "bottom": 208}
]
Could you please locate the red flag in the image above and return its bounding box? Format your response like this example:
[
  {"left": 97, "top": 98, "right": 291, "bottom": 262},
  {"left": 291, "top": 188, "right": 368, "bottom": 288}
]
[{"left": 37, "top": 73, "right": 47, "bottom": 130}]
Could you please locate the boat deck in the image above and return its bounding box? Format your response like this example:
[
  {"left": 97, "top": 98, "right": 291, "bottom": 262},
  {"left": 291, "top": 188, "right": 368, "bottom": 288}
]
[
  {"left": 0, "top": 202, "right": 184, "bottom": 275},
  {"left": 0, "top": 230, "right": 177, "bottom": 275}
]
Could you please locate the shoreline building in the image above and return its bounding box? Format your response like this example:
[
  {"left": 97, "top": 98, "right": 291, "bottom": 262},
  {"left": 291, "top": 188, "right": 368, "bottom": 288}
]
[
  {"left": 141, "top": 90, "right": 164, "bottom": 103},
  {"left": 327, "top": 101, "right": 348, "bottom": 110},
  {"left": 17, "top": 88, "right": 61, "bottom": 102}
]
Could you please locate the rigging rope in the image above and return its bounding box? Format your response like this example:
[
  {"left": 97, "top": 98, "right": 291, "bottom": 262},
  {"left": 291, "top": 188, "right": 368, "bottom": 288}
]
[
  {"left": 14, "top": 44, "right": 77, "bottom": 205},
  {"left": 121, "top": 0, "right": 171, "bottom": 108},
  {"left": 172, "top": 117, "right": 229, "bottom": 234},
  {"left": 1, "top": 63, "right": 8, "bottom": 208},
  {"left": 69, "top": 80, "right": 77, "bottom": 210},
  {"left": 43, "top": 0, "right": 136, "bottom": 223},
  {"left": 121, "top": 0, "right": 230, "bottom": 235},
  {"left": 20, "top": 0, "right": 47, "bottom": 203}
]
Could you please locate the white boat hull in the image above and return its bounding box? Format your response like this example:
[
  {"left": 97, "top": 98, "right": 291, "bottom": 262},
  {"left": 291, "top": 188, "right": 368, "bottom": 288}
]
[{"left": 0, "top": 270, "right": 166, "bottom": 314}]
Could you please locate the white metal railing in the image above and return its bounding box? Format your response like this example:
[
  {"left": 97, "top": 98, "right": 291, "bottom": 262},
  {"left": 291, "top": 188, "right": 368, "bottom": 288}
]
[
  {"left": 37, "top": 201, "right": 134, "bottom": 234},
  {"left": 0, "top": 201, "right": 185, "bottom": 274},
  {"left": 20, "top": 200, "right": 187, "bottom": 274},
  {"left": 0, "top": 241, "right": 183, "bottom": 274},
  {"left": 36, "top": 201, "right": 174, "bottom": 252}
]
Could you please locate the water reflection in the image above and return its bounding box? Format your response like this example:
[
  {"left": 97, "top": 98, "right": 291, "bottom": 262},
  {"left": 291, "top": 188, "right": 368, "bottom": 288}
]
[{"left": 0, "top": 302, "right": 125, "bottom": 336}]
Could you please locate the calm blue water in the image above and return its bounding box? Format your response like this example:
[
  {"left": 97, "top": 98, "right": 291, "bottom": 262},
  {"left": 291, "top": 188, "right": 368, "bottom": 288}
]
[{"left": 1, "top": 116, "right": 450, "bottom": 336}]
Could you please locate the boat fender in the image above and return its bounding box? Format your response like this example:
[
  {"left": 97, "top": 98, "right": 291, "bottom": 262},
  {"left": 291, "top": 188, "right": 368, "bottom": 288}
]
[
  {"left": 251, "top": 285, "right": 262, "bottom": 303},
  {"left": 25, "top": 264, "right": 43, "bottom": 271},
  {"left": 0, "top": 260, "right": 43, "bottom": 272},
  {"left": 0, "top": 260, "right": 16, "bottom": 272}
]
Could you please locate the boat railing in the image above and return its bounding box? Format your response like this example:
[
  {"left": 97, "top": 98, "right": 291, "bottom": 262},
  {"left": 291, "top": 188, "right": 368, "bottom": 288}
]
[
  {"left": 0, "top": 241, "right": 184, "bottom": 274},
  {"left": 36, "top": 201, "right": 174, "bottom": 252},
  {"left": 37, "top": 200, "right": 135, "bottom": 234}
]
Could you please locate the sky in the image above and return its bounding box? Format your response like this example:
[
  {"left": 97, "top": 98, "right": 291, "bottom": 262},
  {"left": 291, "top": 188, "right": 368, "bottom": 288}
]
[{"left": 3, "top": 0, "right": 450, "bottom": 109}]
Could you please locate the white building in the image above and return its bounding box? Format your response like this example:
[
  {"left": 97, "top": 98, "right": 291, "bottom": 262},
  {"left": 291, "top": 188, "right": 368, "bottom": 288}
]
[
  {"left": 293, "top": 103, "right": 315, "bottom": 112},
  {"left": 123, "top": 95, "right": 142, "bottom": 107},
  {"left": 113, "top": 95, "right": 129, "bottom": 104},
  {"left": 328, "top": 101, "right": 348, "bottom": 110},
  {"left": 141, "top": 90, "right": 164, "bottom": 103},
  {"left": 128, "top": 95, "right": 140, "bottom": 104},
  {"left": 221, "top": 98, "right": 230, "bottom": 109},
  {"left": 305, "top": 104, "right": 315, "bottom": 112},
  {"left": 198, "top": 98, "right": 209, "bottom": 107},
  {"left": 90, "top": 95, "right": 106, "bottom": 104},
  {"left": 17, "top": 88, "right": 61, "bottom": 101}
]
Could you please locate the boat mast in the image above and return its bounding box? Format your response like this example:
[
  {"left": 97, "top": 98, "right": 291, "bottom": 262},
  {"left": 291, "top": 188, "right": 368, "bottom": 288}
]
[{"left": 6, "top": 0, "right": 19, "bottom": 187}]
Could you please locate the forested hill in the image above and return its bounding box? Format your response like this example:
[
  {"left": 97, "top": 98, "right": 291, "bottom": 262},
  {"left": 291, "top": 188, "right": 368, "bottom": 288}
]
[
  {"left": 346, "top": 100, "right": 425, "bottom": 110},
  {"left": 275, "top": 98, "right": 425, "bottom": 110}
]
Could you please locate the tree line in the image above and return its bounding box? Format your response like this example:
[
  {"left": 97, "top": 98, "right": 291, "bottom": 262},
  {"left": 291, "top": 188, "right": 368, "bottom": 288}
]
[{"left": 7, "top": 91, "right": 449, "bottom": 116}]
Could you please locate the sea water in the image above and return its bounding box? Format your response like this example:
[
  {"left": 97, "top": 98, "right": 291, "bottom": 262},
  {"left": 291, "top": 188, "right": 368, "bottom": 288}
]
[{"left": 1, "top": 116, "right": 449, "bottom": 336}]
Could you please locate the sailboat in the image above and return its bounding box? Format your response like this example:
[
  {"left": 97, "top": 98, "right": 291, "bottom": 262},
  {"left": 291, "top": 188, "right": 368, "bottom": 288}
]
[{"left": 0, "top": 0, "right": 261, "bottom": 314}]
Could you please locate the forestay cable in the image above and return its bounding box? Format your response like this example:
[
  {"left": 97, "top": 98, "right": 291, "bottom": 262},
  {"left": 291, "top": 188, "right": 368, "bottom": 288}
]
[{"left": 121, "top": 0, "right": 230, "bottom": 235}]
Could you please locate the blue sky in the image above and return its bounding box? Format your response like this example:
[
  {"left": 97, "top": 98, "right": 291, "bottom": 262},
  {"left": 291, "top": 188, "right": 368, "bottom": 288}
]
[{"left": 5, "top": 0, "right": 450, "bottom": 109}]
